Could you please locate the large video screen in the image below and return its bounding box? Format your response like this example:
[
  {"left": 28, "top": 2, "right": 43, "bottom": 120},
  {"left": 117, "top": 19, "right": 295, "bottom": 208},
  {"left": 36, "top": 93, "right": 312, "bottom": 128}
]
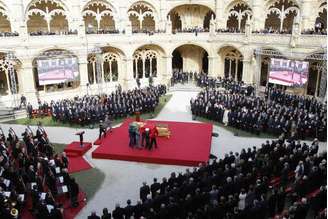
[
  {"left": 269, "top": 58, "right": 309, "bottom": 86},
  {"left": 37, "top": 57, "right": 79, "bottom": 86}
]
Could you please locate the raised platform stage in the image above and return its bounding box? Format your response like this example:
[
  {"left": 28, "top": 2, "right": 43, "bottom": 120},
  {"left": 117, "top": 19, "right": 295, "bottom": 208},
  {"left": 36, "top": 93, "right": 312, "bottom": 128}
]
[
  {"left": 64, "top": 141, "right": 93, "bottom": 173},
  {"left": 92, "top": 119, "right": 213, "bottom": 166}
]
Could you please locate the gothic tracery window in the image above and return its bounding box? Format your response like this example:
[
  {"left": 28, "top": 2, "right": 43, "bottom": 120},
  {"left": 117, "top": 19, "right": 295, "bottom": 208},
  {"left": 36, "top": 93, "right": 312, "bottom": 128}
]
[
  {"left": 223, "top": 49, "right": 243, "bottom": 81},
  {"left": 226, "top": 2, "right": 252, "bottom": 31},
  {"left": 265, "top": 0, "right": 299, "bottom": 32},
  {"left": 26, "top": 0, "right": 69, "bottom": 33},
  {"left": 103, "top": 53, "right": 119, "bottom": 82},
  {"left": 0, "top": 5, "right": 11, "bottom": 32},
  {"left": 315, "top": 2, "right": 327, "bottom": 31},
  {"left": 83, "top": 1, "right": 116, "bottom": 33},
  {"left": 133, "top": 50, "right": 158, "bottom": 78},
  {"left": 128, "top": 2, "right": 156, "bottom": 32}
]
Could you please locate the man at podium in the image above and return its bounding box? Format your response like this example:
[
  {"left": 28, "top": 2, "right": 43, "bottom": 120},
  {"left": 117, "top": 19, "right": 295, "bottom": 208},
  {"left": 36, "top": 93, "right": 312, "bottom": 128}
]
[{"left": 75, "top": 131, "right": 85, "bottom": 147}]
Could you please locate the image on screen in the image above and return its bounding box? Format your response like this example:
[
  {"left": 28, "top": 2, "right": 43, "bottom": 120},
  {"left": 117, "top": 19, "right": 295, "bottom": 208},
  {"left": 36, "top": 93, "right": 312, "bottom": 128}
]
[
  {"left": 37, "top": 57, "right": 79, "bottom": 86},
  {"left": 268, "top": 58, "right": 309, "bottom": 86}
]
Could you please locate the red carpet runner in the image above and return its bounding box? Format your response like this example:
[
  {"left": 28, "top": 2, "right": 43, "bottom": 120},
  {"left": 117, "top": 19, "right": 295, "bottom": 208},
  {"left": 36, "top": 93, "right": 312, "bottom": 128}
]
[{"left": 92, "top": 119, "right": 213, "bottom": 166}]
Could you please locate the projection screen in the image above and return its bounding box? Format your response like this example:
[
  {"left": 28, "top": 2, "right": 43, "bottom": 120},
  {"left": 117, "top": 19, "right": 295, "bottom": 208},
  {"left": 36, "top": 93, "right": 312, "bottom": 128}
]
[
  {"left": 37, "top": 57, "right": 79, "bottom": 86},
  {"left": 269, "top": 58, "right": 309, "bottom": 86}
]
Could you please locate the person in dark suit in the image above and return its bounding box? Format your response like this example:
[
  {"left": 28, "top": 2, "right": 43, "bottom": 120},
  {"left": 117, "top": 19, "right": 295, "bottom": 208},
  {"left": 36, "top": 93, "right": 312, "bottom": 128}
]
[
  {"left": 101, "top": 208, "right": 111, "bottom": 219},
  {"left": 88, "top": 211, "right": 101, "bottom": 219},
  {"left": 140, "top": 182, "right": 150, "bottom": 203},
  {"left": 112, "top": 203, "right": 124, "bottom": 219},
  {"left": 99, "top": 121, "right": 107, "bottom": 139},
  {"left": 69, "top": 178, "right": 79, "bottom": 208},
  {"left": 150, "top": 178, "right": 160, "bottom": 198},
  {"left": 123, "top": 199, "right": 134, "bottom": 219}
]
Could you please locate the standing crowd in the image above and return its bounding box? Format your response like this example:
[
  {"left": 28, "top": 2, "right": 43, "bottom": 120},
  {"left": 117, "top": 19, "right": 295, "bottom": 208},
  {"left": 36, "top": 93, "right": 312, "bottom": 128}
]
[
  {"left": 89, "top": 136, "right": 326, "bottom": 219},
  {"left": 27, "top": 85, "right": 166, "bottom": 126},
  {"left": 191, "top": 87, "right": 326, "bottom": 140}
]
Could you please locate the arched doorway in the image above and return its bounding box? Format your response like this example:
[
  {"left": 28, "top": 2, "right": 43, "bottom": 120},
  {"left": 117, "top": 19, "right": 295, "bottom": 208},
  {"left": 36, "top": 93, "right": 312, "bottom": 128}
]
[
  {"left": 26, "top": 0, "right": 69, "bottom": 34},
  {"left": 0, "top": 52, "right": 19, "bottom": 95},
  {"left": 172, "top": 44, "right": 208, "bottom": 73},
  {"left": 82, "top": 0, "right": 116, "bottom": 33},
  {"left": 168, "top": 4, "right": 215, "bottom": 32},
  {"left": 305, "top": 52, "right": 326, "bottom": 96},
  {"left": 265, "top": 0, "right": 299, "bottom": 32},
  {"left": 218, "top": 46, "right": 243, "bottom": 81},
  {"left": 32, "top": 49, "right": 80, "bottom": 92}
]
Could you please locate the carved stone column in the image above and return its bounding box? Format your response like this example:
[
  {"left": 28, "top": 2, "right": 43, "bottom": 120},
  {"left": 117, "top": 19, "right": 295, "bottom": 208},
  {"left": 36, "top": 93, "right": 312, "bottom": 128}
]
[
  {"left": 208, "top": 56, "right": 218, "bottom": 78},
  {"left": 123, "top": 57, "right": 135, "bottom": 89},
  {"left": 252, "top": 0, "right": 265, "bottom": 31}
]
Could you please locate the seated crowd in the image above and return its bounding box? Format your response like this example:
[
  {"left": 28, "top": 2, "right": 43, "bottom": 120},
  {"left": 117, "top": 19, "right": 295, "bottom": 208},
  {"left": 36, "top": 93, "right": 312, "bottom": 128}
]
[
  {"left": 190, "top": 87, "right": 326, "bottom": 140},
  {"left": 0, "top": 125, "right": 80, "bottom": 219},
  {"left": 89, "top": 136, "right": 326, "bottom": 219},
  {"left": 27, "top": 85, "right": 167, "bottom": 126}
]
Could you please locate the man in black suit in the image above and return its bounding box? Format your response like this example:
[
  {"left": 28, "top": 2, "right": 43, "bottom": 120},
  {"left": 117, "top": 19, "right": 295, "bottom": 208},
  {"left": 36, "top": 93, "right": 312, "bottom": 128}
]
[
  {"left": 123, "top": 199, "right": 134, "bottom": 219},
  {"left": 150, "top": 178, "right": 160, "bottom": 198},
  {"left": 99, "top": 120, "right": 107, "bottom": 139},
  {"left": 112, "top": 203, "right": 124, "bottom": 219},
  {"left": 69, "top": 178, "right": 79, "bottom": 208},
  {"left": 88, "top": 211, "right": 101, "bottom": 219},
  {"left": 140, "top": 182, "right": 150, "bottom": 203}
]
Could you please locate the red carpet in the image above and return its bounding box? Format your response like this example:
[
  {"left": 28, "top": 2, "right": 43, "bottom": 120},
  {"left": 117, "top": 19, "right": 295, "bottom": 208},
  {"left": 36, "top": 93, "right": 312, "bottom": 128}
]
[
  {"left": 92, "top": 119, "right": 213, "bottom": 166},
  {"left": 68, "top": 156, "right": 92, "bottom": 173},
  {"left": 94, "top": 128, "right": 116, "bottom": 145},
  {"left": 64, "top": 141, "right": 92, "bottom": 156},
  {"left": 63, "top": 142, "right": 93, "bottom": 173}
]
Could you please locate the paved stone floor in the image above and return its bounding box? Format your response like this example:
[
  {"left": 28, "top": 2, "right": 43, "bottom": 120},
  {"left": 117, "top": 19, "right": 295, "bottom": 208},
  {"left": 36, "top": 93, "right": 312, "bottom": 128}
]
[{"left": 0, "top": 90, "right": 326, "bottom": 218}]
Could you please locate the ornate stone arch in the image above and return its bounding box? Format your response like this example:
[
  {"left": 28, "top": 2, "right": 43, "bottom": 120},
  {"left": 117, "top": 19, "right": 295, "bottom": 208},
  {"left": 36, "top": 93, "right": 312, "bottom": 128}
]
[
  {"left": 264, "top": 0, "right": 300, "bottom": 32},
  {"left": 128, "top": 1, "right": 158, "bottom": 32},
  {"left": 87, "top": 46, "right": 125, "bottom": 84},
  {"left": 0, "top": 1, "right": 11, "bottom": 32},
  {"left": 168, "top": 4, "right": 215, "bottom": 31},
  {"left": 133, "top": 49, "right": 158, "bottom": 78},
  {"left": 225, "top": 1, "right": 252, "bottom": 31},
  {"left": 102, "top": 52, "right": 119, "bottom": 82},
  {"left": 315, "top": 1, "right": 327, "bottom": 30},
  {"left": 0, "top": 53, "right": 20, "bottom": 95},
  {"left": 82, "top": 0, "right": 117, "bottom": 32},
  {"left": 32, "top": 49, "right": 80, "bottom": 92},
  {"left": 171, "top": 44, "right": 209, "bottom": 74},
  {"left": 304, "top": 50, "right": 326, "bottom": 96},
  {"left": 26, "top": 0, "right": 71, "bottom": 33}
]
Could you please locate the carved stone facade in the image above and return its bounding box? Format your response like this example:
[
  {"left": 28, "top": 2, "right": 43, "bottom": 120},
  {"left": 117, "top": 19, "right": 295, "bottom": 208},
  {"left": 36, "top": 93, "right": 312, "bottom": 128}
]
[{"left": 0, "top": 0, "right": 326, "bottom": 106}]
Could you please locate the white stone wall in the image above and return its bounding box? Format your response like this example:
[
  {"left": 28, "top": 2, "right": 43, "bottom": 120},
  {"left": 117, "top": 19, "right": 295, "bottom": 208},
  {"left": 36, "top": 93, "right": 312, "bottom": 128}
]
[{"left": 0, "top": 0, "right": 326, "bottom": 107}]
